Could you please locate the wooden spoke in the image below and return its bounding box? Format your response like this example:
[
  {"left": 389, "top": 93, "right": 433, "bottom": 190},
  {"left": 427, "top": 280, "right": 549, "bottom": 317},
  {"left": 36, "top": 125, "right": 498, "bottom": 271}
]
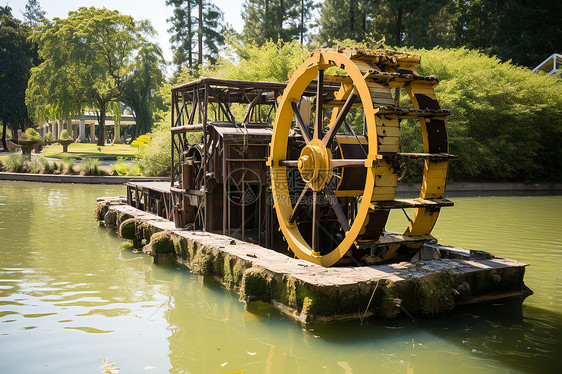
[
  {"left": 331, "top": 159, "right": 365, "bottom": 168},
  {"left": 314, "top": 70, "right": 324, "bottom": 140},
  {"left": 324, "top": 187, "right": 350, "bottom": 232},
  {"left": 343, "top": 118, "right": 368, "bottom": 157},
  {"left": 312, "top": 191, "right": 320, "bottom": 252},
  {"left": 291, "top": 102, "right": 311, "bottom": 144},
  {"left": 288, "top": 185, "right": 309, "bottom": 224},
  {"left": 323, "top": 93, "right": 357, "bottom": 146}
]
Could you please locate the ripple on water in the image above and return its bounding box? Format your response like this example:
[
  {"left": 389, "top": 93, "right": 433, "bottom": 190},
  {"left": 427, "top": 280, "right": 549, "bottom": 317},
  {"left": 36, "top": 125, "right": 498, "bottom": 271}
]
[{"left": 63, "top": 326, "right": 114, "bottom": 334}]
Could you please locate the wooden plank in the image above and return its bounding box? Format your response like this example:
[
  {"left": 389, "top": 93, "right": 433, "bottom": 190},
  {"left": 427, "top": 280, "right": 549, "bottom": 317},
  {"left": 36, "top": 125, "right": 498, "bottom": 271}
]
[
  {"left": 370, "top": 198, "right": 453, "bottom": 210},
  {"left": 373, "top": 233, "right": 436, "bottom": 246},
  {"left": 376, "top": 126, "right": 400, "bottom": 137},
  {"left": 377, "top": 135, "right": 400, "bottom": 145},
  {"left": 379, "top": 152, "right": 457, "bottom": 160},
  {"left": 374, "top": 173, "right": 399, "bottom": 187}
]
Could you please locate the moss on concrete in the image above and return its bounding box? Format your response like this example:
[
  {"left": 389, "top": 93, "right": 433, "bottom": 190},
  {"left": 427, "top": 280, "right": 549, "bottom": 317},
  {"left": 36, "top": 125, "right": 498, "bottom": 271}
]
[
  {"left": 104, "top": 210, "right": 118, "bottom": 229},
  {"left": 117, "top": 212, "right": 134, "bottom": 227},
  {"left": 417, "top": 271, "right": 455, "bottom": 315},
  {"left": 140, "top": 222, "right": 161, "bottom": 242},
  {"left": 194, "top": 246, "right": 214, "bottom": 276},
  {"left": 174, "top": 237, "right": 189, "bottom": 261},
  {"left": 119, "top": 218, "right": 145, "bottom": 248},
  {"left": 296, "top": 283, "right": 339, "bottom": 317},
  {"left": 241, "top": 267, "right": 270, "bottom": 301},
  {"left": 232, "top": 259, "right": 247, "bottom": 288},
  {"left": 187, "top": 239, "right": 197, "bottom": 260},
  {"left": 150, "top": 232, "right": 175, "bottom": 254},
  {"left": 222, "top": 254, "right": 234, "bottom": 288},
  {"left": 380, "top": 280, "right": 406, "bottom": 318},
  {"left": 94, "top": 204, "right": 108, "bottom": 221}
]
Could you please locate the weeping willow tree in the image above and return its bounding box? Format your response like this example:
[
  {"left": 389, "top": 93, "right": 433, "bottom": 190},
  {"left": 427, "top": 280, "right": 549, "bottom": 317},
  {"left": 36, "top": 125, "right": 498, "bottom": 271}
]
[{"left": 26, "top": 7, "right": 163, "bottom": 145}]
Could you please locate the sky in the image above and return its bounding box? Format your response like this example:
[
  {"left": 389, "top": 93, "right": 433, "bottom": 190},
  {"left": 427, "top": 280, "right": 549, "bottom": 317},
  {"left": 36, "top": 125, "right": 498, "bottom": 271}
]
[{"left": 2, "top": 0, "right": 246, "bottom": 66}]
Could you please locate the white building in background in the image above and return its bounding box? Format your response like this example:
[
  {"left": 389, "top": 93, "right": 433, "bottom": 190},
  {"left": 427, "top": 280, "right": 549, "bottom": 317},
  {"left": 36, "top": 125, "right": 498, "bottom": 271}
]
[
  {"left": 532, "top": 53, "right": 562, "bottom": 75},
  {"left": 40, "top": 111, "right": 136, "bottom": 143}
]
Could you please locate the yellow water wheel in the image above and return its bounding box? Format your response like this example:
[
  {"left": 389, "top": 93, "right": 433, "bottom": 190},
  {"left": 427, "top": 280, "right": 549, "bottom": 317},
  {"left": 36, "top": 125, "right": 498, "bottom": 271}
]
[{"left": 268, "top": 48, "right": 455, "bottom": 267}]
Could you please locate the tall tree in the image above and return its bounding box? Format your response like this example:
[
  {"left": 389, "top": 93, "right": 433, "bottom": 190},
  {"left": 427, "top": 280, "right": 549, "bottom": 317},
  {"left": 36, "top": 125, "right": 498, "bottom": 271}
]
[
  {"left": 368, "top": 0, "right": 454, "bottom": 47},
  {"left": 167, "top": 0, "right": 228, "bottom": 74},
  {"left": 455, "top": 0, "right": 562, "bottom": 67},
  {"left": 493, "top": 0, "right": 562, "bottom": 67},
  {"left": 297, "top": 0, "right": 316, "bottom": 44},
  {"left": 167, "top": 0, "right": 197, "bottom": 70},
  {"left": 317, "top": 0, "right": 455, "bottom": 48},
  {"left": 26, "top": 7, "right": 157, "bottom": 146},
  {"left": 121, "top": 43, "right": 166, "bottom": 138},
  {"left": 0, "top": 6, "right": 34, "bottom": 149},
  {"left": 316, "top": 0, "right": 373, "bottom": 44},
  {"left": 242, "top": 0, "right": 314, "bottom": 45},
  {"left": 22, "top": 0, "right": 46, "bottom": 28}
]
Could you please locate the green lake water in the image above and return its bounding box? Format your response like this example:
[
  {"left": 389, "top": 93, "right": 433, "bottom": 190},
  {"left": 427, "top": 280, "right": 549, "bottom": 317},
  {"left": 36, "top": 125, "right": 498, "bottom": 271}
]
[{"left": 0, "top": 181, "right": 561, "bottom": 373}]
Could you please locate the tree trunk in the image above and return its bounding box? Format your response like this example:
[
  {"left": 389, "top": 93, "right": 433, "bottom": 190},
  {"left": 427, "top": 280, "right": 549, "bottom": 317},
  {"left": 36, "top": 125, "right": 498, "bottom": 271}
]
[
  {"left": 300, "top": 0, "right": 304, "bottom": 44},
  {"left": 97, "top": 103, "right": 106, "bottom": 146},
  {"left": 134, "top": 116, "right": 141, "bottom": 140},
  {"left": 361, "top": 7, "right": 366, "bottom": 39},
  {"left": 198, "top": 0, "right": 203, "bottom": 67},
  {"left": 1, "top": 120, "right": 7, "bottom": 150},
  {"left": 188, "top": 1, "right": 193, "bottom": 69},
  {"left": 350, "top": 0, "right": 356, "bottom": 37},
  {"left": 279, "top": 0, "right": 284, "bottom": 38},
  {"left": 394, "top": 7, "right": 403, "bottom": 46}
]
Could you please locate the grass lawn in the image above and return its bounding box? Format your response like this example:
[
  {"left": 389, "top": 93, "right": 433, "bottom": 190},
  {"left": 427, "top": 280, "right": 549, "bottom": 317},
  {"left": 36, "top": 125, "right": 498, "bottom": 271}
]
[{"left": 41, "top": 143, "right": 138, "bottom": 160}]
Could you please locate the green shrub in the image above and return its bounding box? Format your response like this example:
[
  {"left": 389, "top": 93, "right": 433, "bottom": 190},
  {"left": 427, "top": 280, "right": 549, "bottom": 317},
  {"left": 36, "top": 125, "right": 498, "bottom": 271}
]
[
  {"left": 0, "top": 159, "right": 4, "bottom": 171},
  {"left": 38, "top": 156, "right": 52, "bottom": 173},
  {"left": 5, "top": 154, "right": 27, "bottom": 173},
  {"left": 110, "top": 160, "right": 141, "bottom": 176},
  {"left": 28, "top": 157, "right": 44, "bottom": 174},
  {"left": 24, "top": 128, "right": 41, "bottom": 141},
  {"left": 130, "top": 134, "right": 150, "bottom": 148},
  {"left": 137, "top": 117, "right": 172, "bottom": 177},
  {"left": 44, "top": 132, "right": 54, "bottom": 142},
  {"left": 81, "top": 157, "right": 100, "bottom": 175},
  {"left": 412, "top": 47, "right": 562, "bottom": 182},
  {"left": 196, "top": 38, "right": 310, "bottom": 83},
  {"left": 62, "top": 156, "right": 75, "bottom": 174},
  {"left": 59, "top": 129, "right": 72, "bottom": 140}
]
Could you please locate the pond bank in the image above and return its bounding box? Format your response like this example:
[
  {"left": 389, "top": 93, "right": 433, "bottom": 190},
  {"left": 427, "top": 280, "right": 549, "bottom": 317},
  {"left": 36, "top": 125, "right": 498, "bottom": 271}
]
[
  {"left": 398, "top": 181, "right": 562, "bottom": 192},
  {"left": 96, "top": 196, "right": 532, "bottom": 324},
  {"left": 0, "top": 172, "right": 168, "bottom": 184},
  {"left": 1, "top": 171, "right": 561, "bottom": 190}
]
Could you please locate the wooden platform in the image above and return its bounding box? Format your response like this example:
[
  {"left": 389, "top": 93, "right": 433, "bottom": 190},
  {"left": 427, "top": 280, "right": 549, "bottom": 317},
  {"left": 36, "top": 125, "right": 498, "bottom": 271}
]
[
  {"left": 96, "top": 196, "right": 532, "bottom": 324},
  {"left": 126, "top": 181, "right": 174, "bottom": 220}
]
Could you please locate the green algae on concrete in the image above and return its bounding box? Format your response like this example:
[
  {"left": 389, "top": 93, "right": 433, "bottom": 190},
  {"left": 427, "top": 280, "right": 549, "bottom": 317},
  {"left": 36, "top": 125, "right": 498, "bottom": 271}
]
[
  {"left": 148, "top": 232, "right": 175, "bottom": 255},
  {"left": 95, "top": 197, "right": 531, "bottom": 324}
]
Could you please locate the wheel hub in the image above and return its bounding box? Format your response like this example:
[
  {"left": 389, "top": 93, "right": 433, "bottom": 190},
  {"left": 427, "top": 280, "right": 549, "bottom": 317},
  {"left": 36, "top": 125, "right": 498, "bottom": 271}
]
[{"left": 297, "top": 139, "right": 332, "bottom": 191}]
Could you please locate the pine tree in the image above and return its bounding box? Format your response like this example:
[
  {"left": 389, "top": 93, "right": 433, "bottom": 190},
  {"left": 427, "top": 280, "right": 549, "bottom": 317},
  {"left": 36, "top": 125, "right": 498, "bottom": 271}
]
[
  {"left": 242, "top": 0, "right": 315, "bottom": 45},
  {"left": 454, "top": 0, "right": 562, "bottom": 67},
  {"left": 200, "top": 1, "right": 226, "bottom": 64},
  {"left": 316, "top": 0, "right": 374, "bottom": 45},
  {"left": 317, "top": 0, "right": 455, "bottom": 48},
  {"left": 297, "top": 0, "right": 317, "bottom": 44},
  {"left": 167, "top": 0, "right": 227, "bottom": 73},
  {"left": 22, "top": 0, "right": 46, "bottom": 28},
  {"left": 454, "top": 0, "right": 503, "bottom": 51},
  {"left": 167, "top": 0, "right": 197, "bottom": 70}
]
